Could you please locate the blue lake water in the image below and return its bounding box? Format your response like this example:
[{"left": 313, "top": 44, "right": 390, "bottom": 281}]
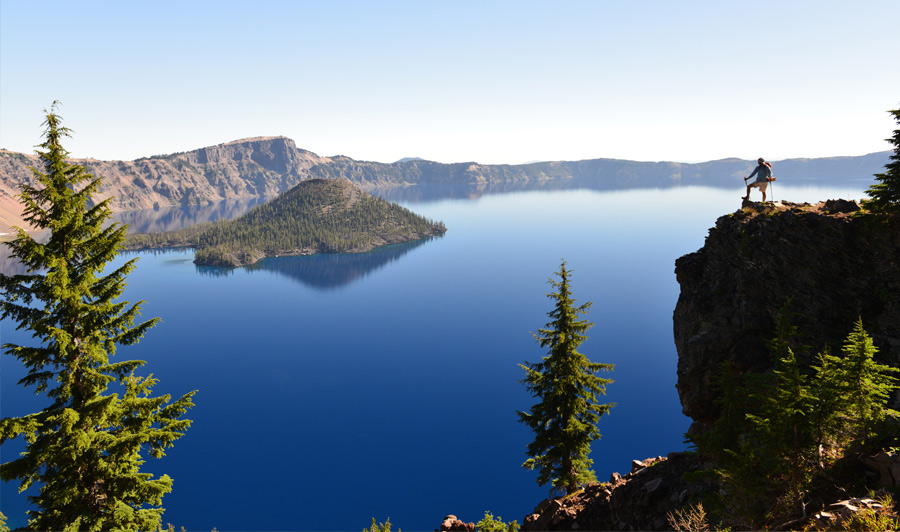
[{"left": 0, "top": 183, "right": 870, "bottom": 530}]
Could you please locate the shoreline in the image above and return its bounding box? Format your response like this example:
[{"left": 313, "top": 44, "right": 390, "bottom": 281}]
[{"left": 126, "top": 229, "right": 447, "bottom": 268}]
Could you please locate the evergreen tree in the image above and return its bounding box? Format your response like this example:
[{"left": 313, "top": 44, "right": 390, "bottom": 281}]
[
  {"left": 0, "top": 104, "right": 195, "bottom": 531},
  {"left": 745, "top": 307, "right": 818, "bottom": 513},
  {"left": 863, "top": 107, "right": 900, "bottom": 216},
  {"left": 518, "top": 260, "right": 614, "bottom": 495},
  {"left": 816, "top": 318, "right": 898, "bottom": 445},
  {"left": 809, "top": 346, "right": 846, "bottom": 458}
]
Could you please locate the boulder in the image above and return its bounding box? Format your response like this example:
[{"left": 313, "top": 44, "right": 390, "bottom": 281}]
[
  {"left": 436, "top": 515, "right": 475, "bottom": 532},
  {"left": 861, "top": 451, "right": 900, "bottom": 486}
]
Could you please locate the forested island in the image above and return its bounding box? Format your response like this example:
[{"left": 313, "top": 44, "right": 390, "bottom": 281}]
[{"left": 124, "top": 178, "right": 446, "bottom": 267}]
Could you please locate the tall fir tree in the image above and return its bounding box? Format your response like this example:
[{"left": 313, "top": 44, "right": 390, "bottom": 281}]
[
  {"left": 518, "top": 260, "right": 614, "bottom": 495},
  {"left": 863, "top": 107, "right": 900, "bottom": 216},
  {"left": 0, "top": 104, "right": 195, "bottom": 531}
]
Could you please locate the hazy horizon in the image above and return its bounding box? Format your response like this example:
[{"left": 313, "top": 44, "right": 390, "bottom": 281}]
[{"left": 1, "top": 1, "right": 897, "bottom": 166}]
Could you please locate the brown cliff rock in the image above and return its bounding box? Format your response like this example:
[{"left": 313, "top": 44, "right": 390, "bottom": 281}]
[
  {"left": 435, "top": 515, "right": 475, "bottom": 532},
  {"left": 521, "top": 453, "right": 712, "bottom": 531}
]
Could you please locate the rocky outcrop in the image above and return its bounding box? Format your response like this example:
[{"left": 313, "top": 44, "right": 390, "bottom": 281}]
[
  {"left": 521, "top": 453, "right": 713, "bottom": 531},
  {"left": 434, "top": 515, "right": 475, "bottom": 532},
  {"left": 673, "top": 200, "right": 900, "bottom": 431}
]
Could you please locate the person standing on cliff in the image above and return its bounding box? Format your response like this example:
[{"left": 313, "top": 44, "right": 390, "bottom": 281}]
[{"left": 743, "top": 157, "right": 774, "bottom": 201}]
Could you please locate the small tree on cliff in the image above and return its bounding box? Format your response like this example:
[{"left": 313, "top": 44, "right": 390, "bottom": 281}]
[
  {"left": 0, "top": 104, "right": 195, "bottom": 530},
  {"left": 863, "top": 107, "right": 900, "bottom": 216},
  {"left": 518, "top": 260, "right": 615, "bottom": 495},
  {"left": 816, "top": 318, "right": 899, "bottom": 446},
  {"left": 745, "top": 307, "right": 819, "bottom": 514}
]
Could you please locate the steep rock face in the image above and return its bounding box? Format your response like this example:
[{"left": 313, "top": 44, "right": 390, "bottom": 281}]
[
  {"left": 0, "top": 137, "right": 329, "bottom": 231},
  {"left": 673, "top": 201, "right": 900, "bottom": 430}
]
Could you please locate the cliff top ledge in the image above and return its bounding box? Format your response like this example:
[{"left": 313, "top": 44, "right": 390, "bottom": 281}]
[{"left": 737, "top": 197, "right": 862, "bottom": 217}]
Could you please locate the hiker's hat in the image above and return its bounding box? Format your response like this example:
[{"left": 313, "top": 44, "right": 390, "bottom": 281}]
[{"left": 758, "top": 157, "right": 765, "bottom": 163}]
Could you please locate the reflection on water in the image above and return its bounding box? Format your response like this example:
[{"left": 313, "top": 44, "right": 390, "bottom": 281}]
[
  {"left": 114, "top": 196, "right": 271, "bottom": 234},
  {"left": 368, "top": 175, "right": 877, "bottom": 204},
  {"left": 195, "top": 237, "right": 437, "bottom": 289},
  {"left": 0, "top": 247, "right": 28, "bottom": 276},
  {"left": 1, "top": 177, "right": 875, "bottom": 277},
  {"left": 0, "top": 197, "right": 269, "bottom": 275},
  {"left": 367, "top": 180, "right": 586, "bottom": 203}
]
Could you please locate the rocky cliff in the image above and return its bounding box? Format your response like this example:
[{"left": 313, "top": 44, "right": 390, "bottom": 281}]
[
  {"left": 1, "top": 137, "right": 888, "bottom": 232},
  {"left": 519, "top": 201, "right": 900, "bottom": 531},
  {"left": 673, "top": 200, "right": 900, "bottom": 432}
]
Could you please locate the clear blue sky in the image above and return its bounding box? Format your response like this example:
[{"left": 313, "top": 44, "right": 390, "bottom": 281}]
[{"left": 1, "top": 0, "right": 898, "bottom": 164}]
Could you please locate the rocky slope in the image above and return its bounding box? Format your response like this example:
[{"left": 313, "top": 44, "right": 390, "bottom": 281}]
[
  {"left": 520, "top": 453, "right": 712, "bottom": 531},
  {"left": 1, "top": 137, "right": 888, "bottom": 232},
  {"left": 0, "top": 137, "right": 326, "bottom": 232}
]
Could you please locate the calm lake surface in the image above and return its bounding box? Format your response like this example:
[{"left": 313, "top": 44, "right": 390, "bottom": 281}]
[{"left": 0, "top": 182, "right": 870, "bottom": 530}]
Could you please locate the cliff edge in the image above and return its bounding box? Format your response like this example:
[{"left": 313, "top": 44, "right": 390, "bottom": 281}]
[
  {"left": 519, "top": 200, "right": 900, "bottom": 530},
  {"left": 673, "top": 200, "right": 900, "bottom": 432}
]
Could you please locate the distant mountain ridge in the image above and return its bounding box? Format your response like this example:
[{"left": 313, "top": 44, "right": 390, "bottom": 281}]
[{"left": 0, "top": 136, "right": 890, "bottom": 232}]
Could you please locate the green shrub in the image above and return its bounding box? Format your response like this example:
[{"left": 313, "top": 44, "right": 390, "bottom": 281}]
[
  {"left": 364, "top": 517, "right": 399, "bottom": 532},
  {"left": 475, "top": 511, "right": 520, "bottom": 532}
]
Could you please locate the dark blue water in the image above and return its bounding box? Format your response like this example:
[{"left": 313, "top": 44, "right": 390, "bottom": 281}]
[{"left": 0, "top": 184, "right": 869, "bottom": 530}]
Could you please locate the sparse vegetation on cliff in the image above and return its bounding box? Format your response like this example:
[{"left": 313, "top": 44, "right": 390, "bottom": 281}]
[
  {"left": 475, "top": 511, "right": 520, "bottom": 532},
  {"left": 687, "top": 309, "right": 899, "bottom": 529}
]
